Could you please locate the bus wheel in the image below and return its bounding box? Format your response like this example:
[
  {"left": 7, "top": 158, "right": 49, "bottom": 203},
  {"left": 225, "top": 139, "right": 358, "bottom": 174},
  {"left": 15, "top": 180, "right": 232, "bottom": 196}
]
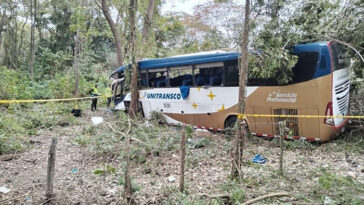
[{"left": 224, "top": 115, "right": 237, "bottom": 128}]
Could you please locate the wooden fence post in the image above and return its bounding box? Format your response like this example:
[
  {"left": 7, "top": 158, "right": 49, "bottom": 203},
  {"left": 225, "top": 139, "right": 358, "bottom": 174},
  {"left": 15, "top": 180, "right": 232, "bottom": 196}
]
[
  {"left": 278, "top": 121, "right": 285, "bottom": 175},
  {"left": 46, "top": 138, "right": 57, "bottom": 200},
  {"left": 179, "top": 129, "right": 186, "bottom": 192}
]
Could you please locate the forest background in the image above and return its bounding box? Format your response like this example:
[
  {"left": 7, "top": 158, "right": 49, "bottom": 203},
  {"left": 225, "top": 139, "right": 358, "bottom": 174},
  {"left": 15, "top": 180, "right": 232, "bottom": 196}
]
[{"left": 0, "top": 0, "right": 363, "bottom": 102}]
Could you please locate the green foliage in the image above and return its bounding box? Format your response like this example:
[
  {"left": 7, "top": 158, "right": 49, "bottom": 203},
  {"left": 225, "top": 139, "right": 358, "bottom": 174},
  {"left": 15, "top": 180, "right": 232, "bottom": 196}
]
[
  {"left": 0, "top": 66, "right": 97, "bottom": 101},
  {"left": 220, "top": 180, "right": 246, "bottom": 203},
  {"left": 118, "top": 177, "right": 141, "bottom": 192},
  {"left": 34, "top": 47, "right": 72, "bottom": 78},
  {"left": 185, "top": 125, "right": 193, "bottom": 138},
  {"left": 187, "top": 137, "right": 211, "bottom": 149},
  {"left": 0, "top": 102, "right": 76, "bottom": 154},
  {"left": 93, "top": 164, "right": 117, "bottom": 175},
  {"left": 315, "top": 168, "right": 364, "bottom": 204},
  {"left": 318, "top": 172, "right": 354, "bottom": 190},
  {"left": 0, "top": 66, "right": 34, "bottom": 100},
  {"left": 149, "top": 111, "right": 167, "bottom": 124}
]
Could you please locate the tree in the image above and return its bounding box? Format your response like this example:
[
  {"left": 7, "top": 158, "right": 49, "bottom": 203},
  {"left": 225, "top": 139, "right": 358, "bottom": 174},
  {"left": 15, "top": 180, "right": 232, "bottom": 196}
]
[
  {"left": 129, "top": 0, "right": 156, "bottom": 117},
  {"left": 28, "top": 0, "right": 36, "bottom": 78},
  {"left": 95, "top": 0, "right": 124, "bottom": 66},
  {"left": 231, "top": 0, "right": 250, "bottom": 178}
]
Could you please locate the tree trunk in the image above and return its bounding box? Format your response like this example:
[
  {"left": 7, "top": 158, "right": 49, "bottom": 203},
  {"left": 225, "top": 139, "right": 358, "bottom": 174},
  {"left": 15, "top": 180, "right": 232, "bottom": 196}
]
[
  {"left": 231, "top": 0, "right": 250, "bottom": 178},
  {"left": 278, "top": 121, "right": 286, "bottom": 175},
  {"left": 35, "top": 0, "right": 43, "bottom": 41},
  {"left": 124, "top": 134, "right": 133, "bottom": 203},
  {"left": 179, "top": 129, "right": 186, "bottom": 192},
  {"left": 130, "top": 0, "right": 155, "bottom": 117},
  {"left": 29, "top": 0, "right": 35, "bottom": 78},
  {"left": 141, "top": 0, "right": 155, "bottom": 48},
  {"left": 129, "top": 0, "right": 138, "bottom": 118},
  {"left": 46, "top": 138, "right": 57, "bottom": 200},
  {"left": 73, "top": 31, "right": 81, "bottom": 97},
  {"left": 100, "top": 0, "right": 123, "bottom": 66}
]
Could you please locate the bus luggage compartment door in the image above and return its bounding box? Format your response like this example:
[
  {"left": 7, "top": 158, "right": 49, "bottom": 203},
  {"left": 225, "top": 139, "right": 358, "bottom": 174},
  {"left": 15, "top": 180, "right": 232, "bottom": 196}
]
[
  {"left": 253, "top": 106, "right": 273, "bottom": 135},
  {"left": 300, "top": 108, "right": 319, "bottom": 138}
]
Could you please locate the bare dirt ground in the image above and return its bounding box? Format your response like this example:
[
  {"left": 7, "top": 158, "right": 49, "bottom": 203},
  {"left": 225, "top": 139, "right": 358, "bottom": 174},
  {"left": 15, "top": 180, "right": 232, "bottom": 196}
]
[{"left": 1, "top": 108, "right": 364, "bottom": 204}]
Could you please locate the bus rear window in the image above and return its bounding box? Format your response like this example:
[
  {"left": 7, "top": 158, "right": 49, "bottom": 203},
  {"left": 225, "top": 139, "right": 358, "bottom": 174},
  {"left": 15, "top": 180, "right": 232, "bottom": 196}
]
[
  {"left": 331, "top": 43, "right": 350, "bottom": 71},
  {"left": 291, "top": 52, "right": 319, "bottom": 84}
]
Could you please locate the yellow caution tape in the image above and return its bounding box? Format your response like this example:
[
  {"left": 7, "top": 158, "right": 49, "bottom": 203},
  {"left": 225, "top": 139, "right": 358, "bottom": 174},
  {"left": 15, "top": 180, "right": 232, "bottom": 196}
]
[
  {"left": 0, "top": 96, "right": 100, "bottom": 104},
  {"left": 237, "top": 113, "right": 364, "bottom": 119},
  {"left": 1, "top": 97, "right": 363, "bottom": 119}
]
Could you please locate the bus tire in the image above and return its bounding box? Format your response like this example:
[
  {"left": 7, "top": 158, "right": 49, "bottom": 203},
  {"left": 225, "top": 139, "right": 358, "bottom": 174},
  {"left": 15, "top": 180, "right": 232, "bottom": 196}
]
[{"left": 224, "top": 115, "right": 237, "bottom": 128}]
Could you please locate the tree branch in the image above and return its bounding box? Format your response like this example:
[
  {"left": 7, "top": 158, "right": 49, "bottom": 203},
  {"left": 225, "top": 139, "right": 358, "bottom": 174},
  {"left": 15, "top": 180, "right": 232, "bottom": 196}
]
[
  {"left": 241, "top": 192, "right": 290, "bottom": 205},
  {"left": 315, "top": 33, "right": 364, "bottom": 63}
]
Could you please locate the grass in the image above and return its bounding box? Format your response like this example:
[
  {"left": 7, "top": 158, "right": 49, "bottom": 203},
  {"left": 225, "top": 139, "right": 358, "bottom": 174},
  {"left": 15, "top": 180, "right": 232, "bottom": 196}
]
[
  {"left": 0, "top": 102, "right": 79, "bottom": 154},
  {"left": 312, "top": 168, "right": 364, "bottom": 204}
]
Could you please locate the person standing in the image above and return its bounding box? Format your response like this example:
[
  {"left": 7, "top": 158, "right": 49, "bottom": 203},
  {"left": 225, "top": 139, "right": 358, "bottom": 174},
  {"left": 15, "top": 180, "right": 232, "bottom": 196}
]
[{"left": 90, "top": 84, "right": 99, "bottom": 111}]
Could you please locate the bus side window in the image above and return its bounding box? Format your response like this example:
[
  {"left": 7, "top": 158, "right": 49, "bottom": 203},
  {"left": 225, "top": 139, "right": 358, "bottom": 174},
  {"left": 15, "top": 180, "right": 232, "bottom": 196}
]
[
  {"left": 138, "top": 72, "right": 148, "bottom": 87},
  {"left": 224, "top": 60, "right": 239, "bottom": 86},
  {"left": 291, "top": 52, "right": 319, "bottom": 84},
  {"left": 169, "top": 67, "right": 193, "bottom": 87}
]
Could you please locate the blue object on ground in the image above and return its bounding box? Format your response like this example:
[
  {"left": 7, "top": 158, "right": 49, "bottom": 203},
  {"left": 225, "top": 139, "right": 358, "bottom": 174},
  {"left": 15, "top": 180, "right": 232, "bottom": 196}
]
[
  {"left": 71, "top": 168, "right": 78, "bottom": 173},
  {"left": 251, "top": 154, "right": 266, "bottom": 164}
]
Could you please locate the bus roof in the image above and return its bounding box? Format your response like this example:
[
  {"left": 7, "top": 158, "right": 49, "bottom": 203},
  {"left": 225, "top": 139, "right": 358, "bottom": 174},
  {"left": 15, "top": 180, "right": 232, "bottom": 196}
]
[
  {"left": 111, "top": 41, "right": 332, "bottom": 75},
  {"left": 293, "top": 41, "right": 330, "bottom": 53},
  {"left": 112, "top": 51, "right": 241, "bottom": 74}
]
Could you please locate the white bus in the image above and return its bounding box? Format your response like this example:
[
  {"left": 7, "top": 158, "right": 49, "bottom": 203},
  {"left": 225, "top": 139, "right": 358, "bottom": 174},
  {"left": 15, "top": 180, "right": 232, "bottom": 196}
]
[{"left": 112, "top": 41, "right": 351, "bottom": 142}]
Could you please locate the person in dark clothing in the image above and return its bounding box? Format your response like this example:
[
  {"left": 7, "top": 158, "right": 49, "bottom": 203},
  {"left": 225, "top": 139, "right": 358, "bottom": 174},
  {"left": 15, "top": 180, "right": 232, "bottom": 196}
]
[{"left": 90, "top": 84, "right": 99, "bottom": 111}]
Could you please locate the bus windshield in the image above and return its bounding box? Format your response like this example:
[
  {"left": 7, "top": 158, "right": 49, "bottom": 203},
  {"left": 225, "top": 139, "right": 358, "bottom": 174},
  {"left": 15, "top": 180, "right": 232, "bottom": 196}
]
[
  {"left": 291, "top": 52, "right": 319, "bottom": 84},
  {"left": 331, "top": 43, "right": 351, "bottom": 71}
]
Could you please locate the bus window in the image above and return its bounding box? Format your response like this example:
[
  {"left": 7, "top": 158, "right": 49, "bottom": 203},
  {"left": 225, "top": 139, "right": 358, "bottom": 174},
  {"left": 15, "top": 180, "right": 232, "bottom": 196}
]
[
  {"left": 169, "top": 66, "right": 193, "bottom": 87},
  {"left": 139, "top": 72, "right": 148, "bottom": 87},
  {"left": 224, "top": 60, "right": 239, "bottom": 86},
  {"left": 331, "top": 43, "right": 350, "bottom": 71},
  {"left": 291, "top": 52, "right": 319, "bottom": 84},
  {"left": 149, "top": 71, "right": 167, "bottom": 87},
  {"left": 196, "top": 67, "right": 223, "bottom": 86}
]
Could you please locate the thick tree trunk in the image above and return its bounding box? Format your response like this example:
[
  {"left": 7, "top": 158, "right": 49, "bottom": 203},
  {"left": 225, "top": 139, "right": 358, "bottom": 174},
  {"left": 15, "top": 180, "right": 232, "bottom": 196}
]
[
  {"left": 130, "top": 0, "right": 155, "bottom": 117},
  {"left": 100, "top": 0, "right": 123, "bottom": 66},
  {"left": 231, "top": 0, "right": 250, "bottom": 178},
  {"left": 141, "top": 0, "right": 155, "bottom": 46},
  {"left": 129, "top": 0, "right": 138, "bottom": 118}
]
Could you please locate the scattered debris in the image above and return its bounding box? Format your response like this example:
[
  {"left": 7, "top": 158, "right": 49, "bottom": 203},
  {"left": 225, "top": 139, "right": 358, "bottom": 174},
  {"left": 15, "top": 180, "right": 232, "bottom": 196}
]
[
  {"left": 0, "top": 186, "right": 11, "bottom": 194},
  {"left": 57, "top": 121, "right": 70, "bottom": 127},
  {"left": 251, "top": 154, "right": 266, "bottom": 164},
  {"left": 194, "top": 129, "right": 211, "bottom": 138},
  {"left": 91, "top": 117, "right": 104, "bottom": 125},
  {"left": 324, "top": 196, "right": 334, "bottom": 205},
  {"left": 0, "top": 154, "right": 19, "bottom": 161},
  {"left": 167, "top": 176, "right": 176, "bottom": 182},
  {"left": 242, "top": 192, "right": 290, "bottom": 205},
  {"left": 144, "top": 121, "right": 152, "bottom": 127}
]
